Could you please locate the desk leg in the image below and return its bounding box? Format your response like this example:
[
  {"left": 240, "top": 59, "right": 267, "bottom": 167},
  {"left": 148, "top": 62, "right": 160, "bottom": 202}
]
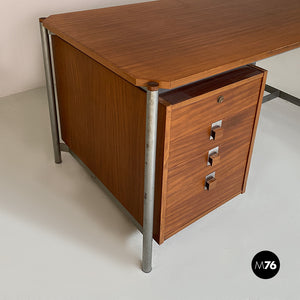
[
  {"left": 39, "top": 21, "right": 62, "bottom": 164},
  {"left": 142, "top": 83, "right": 159, "bottom": 273}
]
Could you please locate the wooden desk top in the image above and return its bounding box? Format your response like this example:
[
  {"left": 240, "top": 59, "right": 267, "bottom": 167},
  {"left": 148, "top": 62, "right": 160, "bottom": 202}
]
[{"left": 42, "top": 0, "right": 300, "bottom": 89}]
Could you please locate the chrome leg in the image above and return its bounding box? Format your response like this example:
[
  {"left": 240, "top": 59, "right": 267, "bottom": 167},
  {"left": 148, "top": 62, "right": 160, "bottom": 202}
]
[
  {"left": 39, "top": 21, "right": 62, "bottom": 164},
  {"left": 142, "top": 82, "right": 159, "bottom": 273}
]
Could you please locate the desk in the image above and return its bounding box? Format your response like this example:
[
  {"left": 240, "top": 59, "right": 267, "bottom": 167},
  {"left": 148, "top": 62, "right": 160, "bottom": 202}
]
[{"left": 39, "top": 0, "right": 300, "bottom": 272}]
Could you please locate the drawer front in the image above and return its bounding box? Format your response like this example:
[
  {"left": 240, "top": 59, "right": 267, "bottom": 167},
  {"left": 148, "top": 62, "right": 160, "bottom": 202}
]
[
  {"left": 169, "top": 78, "right": 262, "bottom": 162},
  {"left": 164, "top": 77, "right": 263, "bottom": 239}
]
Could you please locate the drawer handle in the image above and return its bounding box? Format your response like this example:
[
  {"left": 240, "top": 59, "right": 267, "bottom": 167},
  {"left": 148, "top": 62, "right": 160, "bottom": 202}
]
[
  {"left": 205, "top": 177, "right": 217, "bottom": 191},
  {"left": 205, "top": 172, "right": 217, "bottom": 190},
  {"left": 208, "top": 153, "right": 220, "bottom": 166},
  {"left": 211, "top": 126, "right": 223, "bottom": 140}
]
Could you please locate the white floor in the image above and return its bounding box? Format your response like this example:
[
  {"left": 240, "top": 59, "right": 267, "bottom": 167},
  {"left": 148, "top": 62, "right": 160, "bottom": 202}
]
[{"left": 0, "top": 88, "right": 299, "bottom": 300}]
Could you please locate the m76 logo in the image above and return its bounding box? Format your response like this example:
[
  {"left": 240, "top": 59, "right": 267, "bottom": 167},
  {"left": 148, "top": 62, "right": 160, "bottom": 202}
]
[
  {"left": 251, "top": 251, "right": 280, "bottom": 279},
  {"left": 254, "top": 260, "right": 277, "bottom": 270}
]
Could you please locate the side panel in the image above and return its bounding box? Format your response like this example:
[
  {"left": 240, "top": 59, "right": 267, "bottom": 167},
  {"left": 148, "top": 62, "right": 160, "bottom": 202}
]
[
  {"left": 242, "top": 67, "right": 268, "bottom": 192},
  {"left": 52, "top": 36, "right": 167, "bottom": 243}
]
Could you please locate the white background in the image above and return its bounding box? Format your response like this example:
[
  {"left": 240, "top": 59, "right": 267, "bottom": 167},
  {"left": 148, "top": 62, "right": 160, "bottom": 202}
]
[
  {"left": 0, "top": 0, "right": 299, "bottom": 98},
  {"left": 0, "top": 1, "right": 299, "bottom": 299}
]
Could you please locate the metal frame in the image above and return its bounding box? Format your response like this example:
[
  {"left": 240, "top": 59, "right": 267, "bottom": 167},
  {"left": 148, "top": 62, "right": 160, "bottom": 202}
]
[
  {"left": 40, "top": 20, "right": 299, "bottom": 273},
  {"left": 40, "top": 20, "right": 160, "bottom": 272},
  {"left": 252, "top": 61, "right": 300, "bottom": 105},
  {"left": 69, "top": 150, "right": 143, "bottom": 233},
  {"left": 142, "top": 84, "right": 159, "bottom": 273},
  {"left": 39, "top": 22, "right": 62, "bottom": 164},
  {"left": 263, "top": 84, "right": 300, "bottom": 106}
]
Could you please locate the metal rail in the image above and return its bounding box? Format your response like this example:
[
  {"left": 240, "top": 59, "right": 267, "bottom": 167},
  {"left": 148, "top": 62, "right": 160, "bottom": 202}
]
[
  {"left": 40, "top": 20, "right": 160, "bottom": 271},
  {"left": 263, "top": 85, "right": 300, "bottom": 106},
  {"left": 142, "top": 83, "right": 159, "bottom": 273}
]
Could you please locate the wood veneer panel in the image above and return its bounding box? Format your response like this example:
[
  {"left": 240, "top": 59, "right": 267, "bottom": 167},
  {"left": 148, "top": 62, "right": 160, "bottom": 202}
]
[
  {"left": 160, "top": 66, "right": 263, "bottom": 105},
  {"left": 51, "top": 41, "right": 265, "bottom": 243},
  {"left": 164, "top": 108, "right": 257, "bottom": 238},
  {"left": 162, "top": 74, "right": 265, "bottom": 239},
  {"left": 51, "top": 36, "right": 169, "bottom": 243},
  {"left": 242, "top": 66, "right": 268, "bottom": 193},
  {"left": 42, "top": 0, "right": 300, "bottom": 88}
]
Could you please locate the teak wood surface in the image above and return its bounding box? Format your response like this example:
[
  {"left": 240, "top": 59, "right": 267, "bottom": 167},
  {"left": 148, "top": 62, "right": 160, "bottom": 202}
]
[
  {"left": 52, "top": 36, "right": 266, "bottom": 243},
  {"left": 162, "top": 71, "right": 266, "bottom": 239},
  {"left": 52, "top": 36, "right": 168, "bottom": 243},
  {"left": 42, "top": 0, "right": 299, "bottom": 89}
]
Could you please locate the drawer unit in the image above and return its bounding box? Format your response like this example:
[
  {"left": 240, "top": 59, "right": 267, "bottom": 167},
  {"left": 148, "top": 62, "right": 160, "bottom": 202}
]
[
  {"left": 52, "top": 36, "right": 267, "bottom": 244},
  {"left": 161, "top": 72, "right": 266, "bottom": 240}
]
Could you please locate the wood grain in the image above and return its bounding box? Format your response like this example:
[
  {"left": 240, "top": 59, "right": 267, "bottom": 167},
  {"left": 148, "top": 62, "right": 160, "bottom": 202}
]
[
  {"left": 51, "top": 38, "right": 266, "bottom": 243},
  {"left": 51, "top": 36, "right": 169, "bottom": 243},
  {"left": 242, "top": 66, "right": 268, "bottom": 193},
  {"left": 160, "top": 72, "right": 265, "bottom": 240},
  {"left": 42, "top": 0, "right": 300, "bottom": 88},
  {"left": 159, "top": 66, "right": 263, "bottom": 106},
  {"left": 164, "top": 108, "right": 257, "bottom": 238}
]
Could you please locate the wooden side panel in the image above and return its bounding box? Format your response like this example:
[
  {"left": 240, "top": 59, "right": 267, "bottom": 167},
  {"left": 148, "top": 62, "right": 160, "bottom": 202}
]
[
  {"left": 52, "top": 36, "right": 168, "bottom": 243},
  {"left": 157, "top": 105, "right": 172, "bottom": 243},
  {"left": 242, "top": 67, "right": 268, "bottom": 192}
]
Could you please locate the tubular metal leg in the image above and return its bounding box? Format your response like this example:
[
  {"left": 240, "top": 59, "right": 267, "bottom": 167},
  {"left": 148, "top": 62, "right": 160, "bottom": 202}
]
[
  {"left": 142, "top": 83, "right": 159, "bottom": 273},
  {"left": 39, "top": 21, "right": 62, "bottom": 164}
]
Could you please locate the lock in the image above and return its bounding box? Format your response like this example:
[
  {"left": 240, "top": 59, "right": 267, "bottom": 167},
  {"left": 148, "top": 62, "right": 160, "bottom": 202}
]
[{"left": 217, "top": 95, "right": 224, "bottom": 103}]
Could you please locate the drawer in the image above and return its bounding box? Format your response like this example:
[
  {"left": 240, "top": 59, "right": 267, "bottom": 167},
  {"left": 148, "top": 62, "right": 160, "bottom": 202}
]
[
  {"left": 167, "top": 108, "right": 256, "bottom": 193},
  {"left": 159, "top": 66, "right": 266, "bottom": 240},
  {"left": 168, "top": 78, "right": 262, "bottom": 142},
  {"left": 162, "top": 73, "right": 263, "bottom": 170},
  {"left": 168, "top": 102, "right": 258, "bottom": 166},
  {"left": 165, "top": 137, "right": 252, "bottom": 239},
  {"left": 165, "top": 155, "right": 248, "bottom": 239},
  {"left": 167, "top": 136, "right": 251, "bottom": 208}
]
